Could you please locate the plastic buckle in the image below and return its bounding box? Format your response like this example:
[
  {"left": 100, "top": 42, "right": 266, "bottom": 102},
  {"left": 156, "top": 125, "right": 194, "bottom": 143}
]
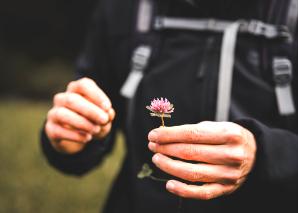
[
  {"left": 247, "top": 20, "right": 267, "bottom": 36},
  {"left": 276, "top": 25, "right": 292, "bottom": 41},
  {"left": 132, "top": 46, "right": 152, "bottom": 71},
  {"left": 154, "top": 17, "right": 163, "bottom": 30},
  {"left": 273, "top": 58, "right": 293, "bottom": 86}
]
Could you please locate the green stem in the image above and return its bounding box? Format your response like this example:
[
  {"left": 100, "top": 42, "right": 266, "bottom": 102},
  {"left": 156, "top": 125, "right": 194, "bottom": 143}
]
[
  {"left": 148, "top": 175, "right": 168, "bottom": 182},
  {"left": 161, "top": 114, "right": 165, "bottom": 127}
]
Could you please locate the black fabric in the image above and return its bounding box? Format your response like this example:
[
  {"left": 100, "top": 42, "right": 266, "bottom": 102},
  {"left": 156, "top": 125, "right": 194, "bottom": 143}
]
[{"left": 40, "top": 0, "right": 298, "bottom": 212}]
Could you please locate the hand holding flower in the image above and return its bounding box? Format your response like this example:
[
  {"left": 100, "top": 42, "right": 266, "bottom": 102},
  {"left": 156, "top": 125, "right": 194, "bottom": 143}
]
[{"left": 148, "top": 121, "right": 257, "bottom": 200}]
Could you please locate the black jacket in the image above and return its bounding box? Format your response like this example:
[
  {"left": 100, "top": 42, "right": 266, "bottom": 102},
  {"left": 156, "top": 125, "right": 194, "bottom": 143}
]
[{"left": 41, "top": 0, "right": 298, "bottom": 212}]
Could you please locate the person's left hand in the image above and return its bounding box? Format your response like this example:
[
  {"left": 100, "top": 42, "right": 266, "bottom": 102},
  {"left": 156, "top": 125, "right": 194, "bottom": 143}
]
[{"left": 148, "top": 121, "right": 256, "bottom": 200}]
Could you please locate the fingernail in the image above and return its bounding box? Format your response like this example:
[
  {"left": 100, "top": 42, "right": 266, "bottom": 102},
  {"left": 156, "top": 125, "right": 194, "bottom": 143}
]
[
  {"left": 148, "top": 142, "right": 156, "bottom": 151},
  {"left": 148, "top": 130, "right": 157, "bottom": 141},
  {"left": 152, "top": 154, "right": 160, "bottom": 164},
  {"left": 166, "top": 181, "right": 175, "bottom": 191}
]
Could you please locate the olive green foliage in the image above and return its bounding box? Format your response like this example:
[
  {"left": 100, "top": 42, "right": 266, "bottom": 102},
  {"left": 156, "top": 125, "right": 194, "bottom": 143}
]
[{"left": 0, "top": 100, "right": 125, "bottom": 213}]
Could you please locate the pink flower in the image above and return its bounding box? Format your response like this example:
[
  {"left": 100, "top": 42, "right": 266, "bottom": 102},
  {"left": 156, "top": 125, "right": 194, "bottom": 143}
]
[
  {"left": 146, "top": 98, "right": 174, "bottom": 115},
  {"left": 146, "top": 98, "right": 174, "bottom": 126}
]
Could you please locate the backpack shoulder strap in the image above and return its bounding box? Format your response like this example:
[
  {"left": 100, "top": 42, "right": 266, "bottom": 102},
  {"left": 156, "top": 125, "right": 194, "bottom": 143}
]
[
  {"left": 269, "top": 0, "right": 298, "bottom": 117},
  {"left": 286, "top": 0, "right": 298, "bottom": 37},
  {"left": 120, "top": 0, "right": 170, "bottom": 99}
]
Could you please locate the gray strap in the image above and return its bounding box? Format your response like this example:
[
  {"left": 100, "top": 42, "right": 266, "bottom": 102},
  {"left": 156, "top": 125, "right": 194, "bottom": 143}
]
[
  {"left": 287, "top": 0, "right": 298, "bottom": 36},
  {"left": 155, "top": 17, "right": 231, "bottom": 32},
  {"left": 154, "top": 17, "right": 291, "bottom": 39},
  {"left": 120, "top": 46, "right": 152, "bottom": 98},
  {"left": 215, "top": 22, "right": 241, "bottom": 121},
  {"left": 137, "top": 0, "right": 153, "bottom": 33},
  {"left": 273, "top": 57, "right": 296, "bottom": 115}
]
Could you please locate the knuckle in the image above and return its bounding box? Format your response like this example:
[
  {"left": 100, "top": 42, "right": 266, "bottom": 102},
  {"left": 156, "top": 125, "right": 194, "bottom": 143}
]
[
  {"left": 182, "top": 145, "right": 200, "bottom": 160},
  {"left": 230, "top": 147, "right": 245, "bottom": 164},
  {"left": 54, "top": 107, "right": 64, "bottom": 118},
  {"left": 198, "top": 121, "right": 212, "bottom": 127},
  {"left": 66, "top": 81, "right": 76, "bottom": 91},
  {"left": 226, "top": 132, "right": 242, "bottom": 143},
  {"left": 45, "top": 122, "right": 52, "bottom": 135},
  {"left": 189, "top": 167, "right": 202, "bottom": 182},
  {"left": 65, "top": 93, "right": 76, "bottom": 107},
  {"left": 45, "top": 122, "right": 58, "bottom": 140},
  {"left": 185, "top": 126, "right": 201, "bottom": 141},
  {"left": 79, "top": 77, "right": 94, "bottom": 87},
  {"left": 53, "top": 93, "right": 64, "bottom": 105},
  {"left": 47, "top": 108, "right": 55, "bottom": 120},
  {"left": 228, "top": 170, "right": 242, "bottom": 182},
  {"left": 225, "top": 125, "right": 243, "bottom": 143},
  {"left": 223, "top": 168, "right": 242, "bottom": 183}
]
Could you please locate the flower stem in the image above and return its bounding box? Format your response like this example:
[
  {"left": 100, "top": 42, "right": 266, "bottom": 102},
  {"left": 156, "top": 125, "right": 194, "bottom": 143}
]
[
  {"left": 161, "top": 114, "right": 165, "bottom": 127},
  {"left": 148, "top": 175, "right": 168, "bottom": 182}
]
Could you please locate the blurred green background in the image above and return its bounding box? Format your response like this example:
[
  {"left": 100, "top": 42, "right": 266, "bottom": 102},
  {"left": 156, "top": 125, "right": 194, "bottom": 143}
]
[{"left": 0, "top": 1, "right": 125, "bottom": 212}]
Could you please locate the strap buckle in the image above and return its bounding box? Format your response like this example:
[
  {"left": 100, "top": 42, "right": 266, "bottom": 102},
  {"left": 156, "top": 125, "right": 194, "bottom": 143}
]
[
  {"left": 244, "top": 20, "right": 291, "bottom": 39},
  {"left": 132, "top": 46, "right": 152, "bottom": 71},
  {"left": 273, "top": 57, "right": 293, "bottom": 86}
]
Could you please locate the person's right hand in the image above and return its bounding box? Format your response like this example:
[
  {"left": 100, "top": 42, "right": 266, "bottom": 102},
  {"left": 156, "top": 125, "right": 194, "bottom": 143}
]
[{"left": 45, "top": 77, "right": 115, "bottom": 154}]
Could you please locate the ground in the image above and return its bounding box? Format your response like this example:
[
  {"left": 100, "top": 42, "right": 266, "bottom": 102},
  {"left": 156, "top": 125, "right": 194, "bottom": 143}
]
[{"left": 0, "top": 99, "right": 124, "bottom": 213}]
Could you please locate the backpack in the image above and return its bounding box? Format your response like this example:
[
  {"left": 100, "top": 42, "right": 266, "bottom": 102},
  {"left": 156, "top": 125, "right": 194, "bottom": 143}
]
[{"left": 120, "top": 0, "right": 298, "bottom": 128}]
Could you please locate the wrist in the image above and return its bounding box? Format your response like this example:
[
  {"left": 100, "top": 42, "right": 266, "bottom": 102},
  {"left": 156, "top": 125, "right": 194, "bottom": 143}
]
[{"left": 50, "top": 139, "right": 87, "bottom": 154}]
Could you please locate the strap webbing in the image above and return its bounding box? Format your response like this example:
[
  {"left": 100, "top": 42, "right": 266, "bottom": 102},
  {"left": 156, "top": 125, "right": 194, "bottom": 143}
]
[
  {"left": 154, "top": 17, "right": 291, "bottom": 39},
  {"left": 271, "top": 0, "right": 297, "bottom": 116},
  {"left": 137, "top": 0, "right": 153, "bottom": 33},
  {"left": 273, "top": 57, "right": 296, "bottom": 115},
  {"left": 287, "top": 0, "right": 298, "bottom": 36},
  {"left": 215, "top": 22, "right": 241, "bottom": 121}
]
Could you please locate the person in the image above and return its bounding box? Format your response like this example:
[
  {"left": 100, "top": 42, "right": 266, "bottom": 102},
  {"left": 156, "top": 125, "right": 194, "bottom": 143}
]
[{"left": 40, "top": 0, "right": 298, "bottom": 212}]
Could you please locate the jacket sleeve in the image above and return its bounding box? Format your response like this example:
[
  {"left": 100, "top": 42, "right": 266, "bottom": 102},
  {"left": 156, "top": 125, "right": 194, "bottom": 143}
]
[
  {"left": 40, "top": 127, "right": 117, "bottom": 176},
  {"left": 40, "top": 0, "right": 126, "bottom": 176},
  {"left": 236, "top": 118, "right": 298, "bottom": 188}
]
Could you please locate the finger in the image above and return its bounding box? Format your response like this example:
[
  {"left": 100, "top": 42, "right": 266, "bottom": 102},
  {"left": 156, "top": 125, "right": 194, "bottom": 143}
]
[
  {"left": 54, "top": 92, "right": 109, "bottom": 125},
  {"left": 66, "top": 78, "right": 112, "bottom": 111},
  {"left": 166, "top": 180, "right": 234, "bottom": 200},
  {"left": 48, "top": 107, "right": 100, "bottom": 134},
  {"left": 108, "top": 108, "right": 116, "bottom": 121},
  {"left": 45, "top": 121, "right": 92, "bottom": 143},
  {"left": 148, "top": 142, "right": 243, "bottom": 166},
  {"left": 148, "top": 122, "right": 243, "bottom": 145},
  {"left": 94, "top": 122, "right": 112, "bottom": 139},
  {"left": 152, "top": 153, "right": 241, "bottom": 183}
]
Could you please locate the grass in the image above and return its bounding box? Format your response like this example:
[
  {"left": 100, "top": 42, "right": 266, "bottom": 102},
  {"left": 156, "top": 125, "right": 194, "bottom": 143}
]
[{"left": 0, "top": 99, "right": 125, "bottom": 213}]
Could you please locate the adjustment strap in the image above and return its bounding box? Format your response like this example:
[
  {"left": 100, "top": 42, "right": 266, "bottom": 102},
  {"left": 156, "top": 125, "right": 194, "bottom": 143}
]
[
  {"left": 273, "top": 57, "right": 296, "bottom": 115},
  {"left": 154, "top": 17, "right": 291, "bottom": 40},
  {"left": 215, "top": 22, "right": 241, "bottom": 121}
]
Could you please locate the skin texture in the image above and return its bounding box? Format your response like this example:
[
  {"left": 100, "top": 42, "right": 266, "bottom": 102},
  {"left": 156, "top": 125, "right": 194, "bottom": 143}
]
[
  {"left": 148, "top": 121, "right": 257, "bottom": 200},
  {"left": 45, "top": 77, "right": 115, "bottom": 154},
  {"left": 45, "top": 77, "right": 257, "bottom": 200}
]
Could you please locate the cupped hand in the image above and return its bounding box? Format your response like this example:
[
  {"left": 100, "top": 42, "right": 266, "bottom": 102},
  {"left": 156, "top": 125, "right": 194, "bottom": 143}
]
[
  {"left": 45, "top": 77, "right": 115, "bottom": 154},
  {"left": 148, "top": 121, "right": 256, "bottom": 200}
]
